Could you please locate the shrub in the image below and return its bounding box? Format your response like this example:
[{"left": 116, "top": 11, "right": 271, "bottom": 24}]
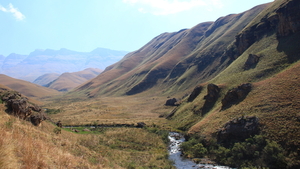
[{"left": 53, "top": 127, "right": 61, "bottom": 134}]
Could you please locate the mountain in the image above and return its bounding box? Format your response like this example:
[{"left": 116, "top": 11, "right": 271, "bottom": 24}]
[
  {"left": 45, "top": 68, "right": 102, "bottom": 92},
  {"left": 0, "top": 74, "right": 61, "bottom": 99},
  {"left": 1, "top": 53, "right": 27, "bottom": 70},
  {"left": 74, "top": 3, "right": 270, "bottom": 97},
  {"left": 0, "top": 48, "right": 128, "bottom": 82},
  {"left": 69, "top": 0, "right": 300, "bottom": 167},
  {"left": 33, "top": 73, "right": 60, "bottom": 86}
]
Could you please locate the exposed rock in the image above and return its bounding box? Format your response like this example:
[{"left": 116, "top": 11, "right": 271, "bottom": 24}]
[
  {"left": 1, "top": 92, "right": 22, "bottom": 102},
  {"left": 199, "top": 84, "right": 220, "bottom": 115},
  {"left": 244, "top": 54, "right": 260, "bottom": 70},
  {"left": 30, "top": 114, "right": 46, "bottom": 126},
  {"left": 204, "top": 84, "right": 220, "bottom": 103},
  {"left": 56, "top": 121, "right": 62, "bottom": 128},
  {"left": 83, "top": 128, "right": 91, "bottom": 132},
  {"left": 137, "top": 122, "right": 146, "bottom": 128},
  {"left": 235, "top": 0, "right": 300, "bottom": 57},
  {"left": 72, "top": 129, "right": 79, "bottom": 133},
  {"left": 165, "top": 98, "right": 178, "bottom": 106},
  {"left": 6, "top": 99, "right": 32, "bottom": 120},
  {"left": 188, "top": 85, "right": 202, "bottom": 102},
  {"left": 276, "top": 0, "right": 300, "bottom": 37},
  {"left": 217, "top": 116, "right": 260, "bottom": 147},
  {"left": 222, "top": 83, "right": 252, "bottom": 109},
  {"left": 1, "top": 90, "right": 48, "bottom": 126}
]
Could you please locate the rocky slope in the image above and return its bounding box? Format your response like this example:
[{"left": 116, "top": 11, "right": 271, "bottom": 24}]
[{"left": 0, "top": 48, "right": 127, "bottom": 82}]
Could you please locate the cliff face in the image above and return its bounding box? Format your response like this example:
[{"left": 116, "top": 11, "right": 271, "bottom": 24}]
[{"left": 235, "top": 0, "right": 300, "bottom": 56}]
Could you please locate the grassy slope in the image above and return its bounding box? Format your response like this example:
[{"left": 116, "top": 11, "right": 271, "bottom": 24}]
[
  {"left": 168, "top": 0, "right": 300, "bottom": 165},
  {"left": 0, "top": 74, "right": 61, "bottom": 100},
  {"left": 70, "top": 3, "right": 268, "bottom": 99},
  {"left": 33, "top": 73, "right": 60, "bottom": 86},
  {"left": 47, "top": 68, "right": 102, "bottom": 92},
  {"left": 0, "top": 101, "right": 174, "bottom": 169}
]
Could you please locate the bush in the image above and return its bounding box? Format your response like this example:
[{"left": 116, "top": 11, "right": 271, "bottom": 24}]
[
  {"left": 53, "top": 127, "right": 61, "bottom": 134},
  {"left": 262, "top": 140, "right": 286, "bottom": 168}
]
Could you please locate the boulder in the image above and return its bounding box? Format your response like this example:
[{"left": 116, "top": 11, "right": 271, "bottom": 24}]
[
  {"left": 137, "top": 122, "right": 146, "bottom": 128},
  {"left": 221, "top": 83, "right": 252, "bottom": 109},
  {"left": 244, "top": 54, "right": 260, "bottom": 70},
  {"left": 56, "top": 121, "right": 63, "bottom": 128},
  {"left": 188, "top": 85, "right": 202, "bottom": 102},
  {"left": 83, "top": 128, "right": 91, "bottom": 132},
  {"left": 165, "top": 98, "right": 178, "bottom": 106},
  {"left": 6, "top": 99, "right": 32, "bottom": 120},
  {"left": 30, "top": 115, "right": 46, "bottom": 126},
  {"left": 217, "top": 116, "right": 260, "bottom": 147}
]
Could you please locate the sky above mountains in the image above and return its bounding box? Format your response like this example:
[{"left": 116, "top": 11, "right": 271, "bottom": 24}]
[{"left": 0, "top": 0, "right": 273, "bottom": 56}]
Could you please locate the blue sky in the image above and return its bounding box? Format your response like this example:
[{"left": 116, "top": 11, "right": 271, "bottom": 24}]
[{"left": 0, "top": 0, "right": 273, "bottom": 56}]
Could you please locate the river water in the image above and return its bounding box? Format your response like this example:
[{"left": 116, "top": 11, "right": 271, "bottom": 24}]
[{"left": 168, "top": 132, "right": 231, "bottom": 169}]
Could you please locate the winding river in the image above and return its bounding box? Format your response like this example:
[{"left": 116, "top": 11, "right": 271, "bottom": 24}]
[{"left": 168, "top": 132, "right": 231, "bottom": 169}]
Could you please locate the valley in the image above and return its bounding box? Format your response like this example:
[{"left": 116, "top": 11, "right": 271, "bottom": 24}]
[{"left": 1, "top": 0, "right": 300, "bottom": 168}]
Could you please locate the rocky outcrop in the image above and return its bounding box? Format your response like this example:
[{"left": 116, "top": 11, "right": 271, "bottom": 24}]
[
  {"left": 244, "top": 54, "right": 260, "bottom": 70},
  {"left": 204, "top": 84, "right": 220, "bottom": 103},
  {"left": 222, "top": 83, "right": 252, "bottom": 109},
  {"left": 1, "top": 90, "right": 46, "bottom": 126},
  {"left": 165, "top": 98, "right": 179, "bottom": 106},
  {"left": 56, "top": 121, "right": 63, "bottom": 128},
  {"left": 30, "top": 114, "right": 46, "bottom": 126},
  {"left": 6, "top": 99, "right": 32, "bottom": 120},
  {"left": 196, "top": 84, "right": 220, "bottom": 115},
  {"left": 276, "top": 0, "right": 300, "bottom": 37},
  {"left": 235, "top": 0, "right": 300, "bottom": 57},
  {"left": 187, "top": 85, "right": 202, "bottom": 102},
  {"left": 217, "top": 116, "right": 260, "bottom": 147}
]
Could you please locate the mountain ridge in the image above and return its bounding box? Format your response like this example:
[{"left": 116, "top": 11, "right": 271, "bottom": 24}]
[
  {"left": 73, "top": 3, "right": 270, "bottom": 97},
  {"left": 0, "top": 48, "right": 128, "bottom": 82}
]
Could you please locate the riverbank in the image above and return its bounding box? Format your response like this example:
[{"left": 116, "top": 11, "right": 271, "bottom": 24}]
[{"left": 168, "top": 132, "right": 231, "bottom": 169}]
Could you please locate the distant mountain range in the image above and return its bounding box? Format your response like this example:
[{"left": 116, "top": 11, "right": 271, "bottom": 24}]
[{"left": 0, "top": 48, "right": 128, "bottom": 82}]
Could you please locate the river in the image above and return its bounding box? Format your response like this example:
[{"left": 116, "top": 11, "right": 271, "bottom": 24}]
[{"left": 168, "top": 132, "right": 231, "bottom": 169}]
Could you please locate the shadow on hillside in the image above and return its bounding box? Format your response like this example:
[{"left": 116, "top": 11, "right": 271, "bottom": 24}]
[{"left": 277, "top": 32, "right": 300, "bottom": 63}]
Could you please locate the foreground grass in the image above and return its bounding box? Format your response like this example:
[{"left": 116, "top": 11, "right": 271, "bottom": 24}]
[{"left": 0, "top": 102, "right": 175, "bottom": 169}]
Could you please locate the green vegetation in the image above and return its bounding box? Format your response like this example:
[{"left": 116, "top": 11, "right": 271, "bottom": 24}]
[
  {"left": 45, "top": 108, "right": 61, "bottom": 114},
  {"left": 180, "top": 134, "right": 287, "bottom": 168},
  {"left": 77, "top": 127, "right": 174, "bottom": 168}
]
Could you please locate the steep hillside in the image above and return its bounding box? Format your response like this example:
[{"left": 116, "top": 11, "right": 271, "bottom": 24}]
[
  {"left": 166, "top": 0, "right": 300, "bottom": 168},
  {"left": 0, "top": 74, "right": 61, "bottom": 99},
  {"left": 74, "top": 3, "right": 269, "bottom": 97},
  {"left": 0, "top": 48, "right": 127, "bottom": 82},
  {"left": 46, "top": 68, "right": 103, "bottom": 92},
  {"left": 33, "top": 73, "right": 60, "bottom": 86}
]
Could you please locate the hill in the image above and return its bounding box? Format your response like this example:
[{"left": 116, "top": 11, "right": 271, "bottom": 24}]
[
  {"left": 33, "top": 73, "right": 60, "bottom": 86},
  {"left": 45, "top": 68, "right": 103, "bottom": 92},
  {"left": 0, "top": 74, "right": 61, "bottom": 99},
  {"left": 0, "top": 48, "right": 128, "bottom": 82},
  {"left": 73, "top": 3, "right": 270, "bottom": 97}
]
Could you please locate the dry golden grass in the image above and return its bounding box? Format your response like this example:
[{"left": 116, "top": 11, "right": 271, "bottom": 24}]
[
  {"left": 188, "top": 60, "right": 300, "bottom": 148},
  {"left": 0, "top": 104, "right": 111, "bottom": 169},
  {"left": 0, "top": 93, "right": 175, "bottom": 169},
  {"left": 0, "top": 74, "right": 61, "bottom": 100},
  {"left": 46, "top": 95, "right": 174, "bottom": 127}
]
